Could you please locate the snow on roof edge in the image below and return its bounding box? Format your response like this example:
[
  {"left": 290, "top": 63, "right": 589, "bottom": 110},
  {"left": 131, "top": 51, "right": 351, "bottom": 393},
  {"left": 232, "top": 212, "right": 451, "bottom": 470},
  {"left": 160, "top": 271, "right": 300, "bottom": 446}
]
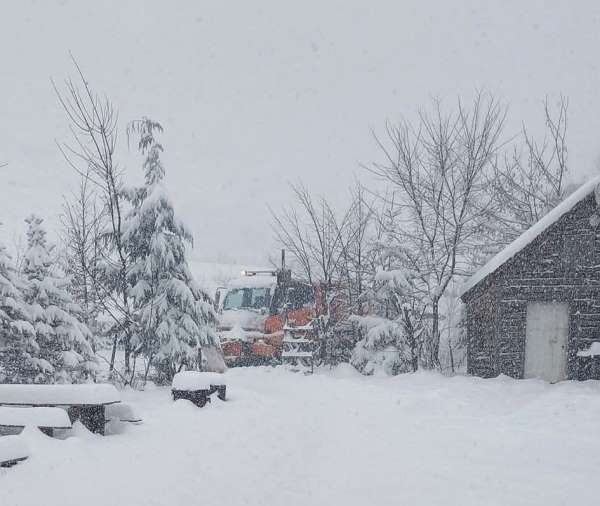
[
  {"left": 460, "top": 175, "right": 600, "bottom": 298},
  {"left": 227, "top": 273, "right": 277, "bottom": 289}
]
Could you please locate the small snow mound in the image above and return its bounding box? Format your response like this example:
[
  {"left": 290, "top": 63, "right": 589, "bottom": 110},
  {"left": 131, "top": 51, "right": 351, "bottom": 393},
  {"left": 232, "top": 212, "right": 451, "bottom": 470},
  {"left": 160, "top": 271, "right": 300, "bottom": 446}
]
[
  {"left": 141, "top": 381, "right": 158, "bottom": 391},
  {"left": 104, "top": 419, "right": 131, "bottom": 436},
  {"left": 328, "top": 363, "right": 361, "bottom": 379},
  {"left": 172, "top": 399, "right": 201, "bottom": 412},
  {"left": 0, "top": 435, "right": 29, "bottom": 463},
  {"left": 492, "top": 374, "right": 519, "bottom": 382},
  {"left": 70, "top": 421, "right": 99, "bottom": 439}
]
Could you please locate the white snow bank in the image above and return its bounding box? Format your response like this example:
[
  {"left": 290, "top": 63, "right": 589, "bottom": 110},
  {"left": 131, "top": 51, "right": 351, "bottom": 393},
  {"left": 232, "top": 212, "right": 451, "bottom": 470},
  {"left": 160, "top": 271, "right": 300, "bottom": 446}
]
[
  {"left": 69, "top": 420, "right": 99, "bottom": 439},
  {"left": 0, "top": 435, "right": 29, "bottom": 463},
  {"left": 461, "top": 175, "right": 600, "bottom": 296},
  {"left": 172, "top": 371, "right": 227, "bottom": 391},
  {"left": 2, "top": 368, "right": 600, "bottom": 506},
  {"left": 0, "top": 384, "right": 121, "bottom": 406},
  {"left": 577, "top": 342, "right": 600, "bottom": 357},
  {"left": 0, "top": 406, "right": 71, "bottom": 428},
  {"left": 105, "top": 403, "right": 142, "bottom": 423},
  {"left": 320, "top": 363, "right": 362, "bottom": 379}
]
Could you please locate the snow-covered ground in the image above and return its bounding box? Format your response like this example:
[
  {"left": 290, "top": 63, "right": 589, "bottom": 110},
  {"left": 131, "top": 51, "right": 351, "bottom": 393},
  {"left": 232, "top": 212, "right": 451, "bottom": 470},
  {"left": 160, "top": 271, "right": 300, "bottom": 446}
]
[{"left": 1, "top": 368, "right": 600, "bottom": 506}]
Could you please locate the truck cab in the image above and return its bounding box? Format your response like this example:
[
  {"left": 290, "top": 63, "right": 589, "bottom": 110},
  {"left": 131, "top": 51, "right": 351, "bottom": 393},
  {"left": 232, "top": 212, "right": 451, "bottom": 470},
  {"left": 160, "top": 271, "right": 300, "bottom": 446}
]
[{"left": 215, "top": 269, "right": 314, "bottom": 366}]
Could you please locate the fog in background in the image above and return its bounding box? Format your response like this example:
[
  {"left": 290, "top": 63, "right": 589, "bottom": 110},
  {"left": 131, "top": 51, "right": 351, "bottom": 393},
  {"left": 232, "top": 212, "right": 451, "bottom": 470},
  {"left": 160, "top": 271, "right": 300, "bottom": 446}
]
[{"left": 1, "top": 0, "right": 599, "bottom": 265}]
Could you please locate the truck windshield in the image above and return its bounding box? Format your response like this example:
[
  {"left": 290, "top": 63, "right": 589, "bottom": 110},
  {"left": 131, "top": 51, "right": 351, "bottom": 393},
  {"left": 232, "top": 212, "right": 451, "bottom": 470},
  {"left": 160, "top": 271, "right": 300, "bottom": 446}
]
[{"left": 223, "top": 287, "right": 271, "bottom": 311}]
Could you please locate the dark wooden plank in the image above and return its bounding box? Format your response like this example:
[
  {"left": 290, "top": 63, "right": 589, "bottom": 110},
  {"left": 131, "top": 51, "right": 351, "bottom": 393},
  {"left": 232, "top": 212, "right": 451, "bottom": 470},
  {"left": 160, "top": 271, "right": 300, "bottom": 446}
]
[{"left": 0, "top": 456, "right": 28, "bottom": 468}]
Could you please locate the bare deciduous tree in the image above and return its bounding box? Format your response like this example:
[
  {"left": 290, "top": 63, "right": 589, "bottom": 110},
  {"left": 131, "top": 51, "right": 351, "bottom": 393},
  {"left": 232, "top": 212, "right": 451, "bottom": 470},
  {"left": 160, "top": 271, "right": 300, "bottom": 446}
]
[
  {"left": 490, "top": 96, "right": 569, "bottom": 246},
  {"left": 61, "top": 171, "right": 106, "bottom": 351},
  {"left": 354, "top": 194, "right": 430, "bottom": 373},
  {"left": 271, "top": 184, "right": 352, "bottom": 291},
  {"left": 53, "top": 55, "right": 135, "bottom": 374},
  {"left": 271, "top": 183, "right": 355, "bottom": 362},
  {"left": 369, "top": 93, "right": 506, "bottom": 366},
  {"left": 337, "top": 183, "right": 374, "bottom": 315}
]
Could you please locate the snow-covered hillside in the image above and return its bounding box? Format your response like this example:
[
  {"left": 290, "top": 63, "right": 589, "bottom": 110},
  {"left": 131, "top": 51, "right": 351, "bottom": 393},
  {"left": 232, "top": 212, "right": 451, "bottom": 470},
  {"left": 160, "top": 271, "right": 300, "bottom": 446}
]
[{"left": 2, "top": 368, "right": 599, "bottom": 506}]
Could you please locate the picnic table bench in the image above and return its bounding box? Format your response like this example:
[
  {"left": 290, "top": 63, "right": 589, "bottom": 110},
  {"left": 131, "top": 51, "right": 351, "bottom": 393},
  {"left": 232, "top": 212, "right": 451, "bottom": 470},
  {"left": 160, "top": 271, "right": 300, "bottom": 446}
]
[
  {"left": 105, "top": 403, "right": 143, "bottom": 425},
  {"left": 0, "top": 384, "right": 121, "bottom": 435},
  {"left": 0, "top": 406, "right": 72, "bottom": 436},
  {"left": 171, "top": 372, "right": 227, "bottom": 408},
  {"left": 0, "top": 435, "right": 29, "bottom": 468}
]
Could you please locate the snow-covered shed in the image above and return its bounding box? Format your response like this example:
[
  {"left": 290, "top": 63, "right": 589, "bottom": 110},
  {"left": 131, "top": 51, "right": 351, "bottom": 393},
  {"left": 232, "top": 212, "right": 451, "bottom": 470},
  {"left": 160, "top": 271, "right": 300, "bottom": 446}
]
[{"left": 460, "top": 176, "right": 600, "bottom": 382}]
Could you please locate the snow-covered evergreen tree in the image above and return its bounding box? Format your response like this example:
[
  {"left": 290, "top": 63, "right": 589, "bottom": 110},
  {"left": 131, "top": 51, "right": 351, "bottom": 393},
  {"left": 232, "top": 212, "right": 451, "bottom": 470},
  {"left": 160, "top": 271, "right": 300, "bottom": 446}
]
[
  {"left": 61, "top": 175, "right": 106, "bottom": 354},
  {"left": 0, "top": 237, "right": 37, "bottom": 382},
  {"left": 21, "top": 215, "right": 96, "bottom": 383},
  {"left": 351, "top": 267, "right": 426, "bottom": 376},
  {"left": 124, "top": 118, "right": 220, "bottom": 382}
]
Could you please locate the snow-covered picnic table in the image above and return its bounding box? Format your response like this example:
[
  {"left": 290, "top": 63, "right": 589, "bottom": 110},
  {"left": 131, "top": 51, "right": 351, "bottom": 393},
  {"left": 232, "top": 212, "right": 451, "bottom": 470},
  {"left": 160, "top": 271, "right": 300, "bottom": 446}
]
[
  {"left": 0, "top": 384, "right": 121, "bottom": 435},
  {"left": 172, "top": 371, "right": 227, "bottom": 407},
  {"left": 0, "top": 384, "right": 120, "bottom": 406},
  {"left": 0, "top": 435, "right": 29, "bottom": 468},
  {"left": 0, "top": 406, "right": 72, "bottom": 436},
  {"left": 105, "top": 403, "right": 142, "bottom": 424}
]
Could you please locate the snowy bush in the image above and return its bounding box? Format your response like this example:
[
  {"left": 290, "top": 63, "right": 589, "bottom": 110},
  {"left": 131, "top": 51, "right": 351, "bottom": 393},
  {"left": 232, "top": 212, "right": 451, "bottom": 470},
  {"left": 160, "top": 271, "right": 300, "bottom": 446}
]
[
  {"left": 0, "top": 238, "right": 38, "bottom": 383},
  {"left": 20, "top": 215, "right": 96, "bottom": 383},
  {"left": 350, "top": 316, "right": 413, "bottom": 375},
  {"left": 351, "top": 265, "right": 427, "bottom": 376}
]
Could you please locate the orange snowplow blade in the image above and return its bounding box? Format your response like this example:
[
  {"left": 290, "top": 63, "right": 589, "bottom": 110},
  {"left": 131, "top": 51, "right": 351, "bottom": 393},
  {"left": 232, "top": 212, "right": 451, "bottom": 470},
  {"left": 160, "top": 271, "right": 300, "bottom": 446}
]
[
  {"left": 251, "top": 342, "right": 277, "bottom": 357},
  {"left": 221, "top": 340, "right": 242, "bottom": 358}
]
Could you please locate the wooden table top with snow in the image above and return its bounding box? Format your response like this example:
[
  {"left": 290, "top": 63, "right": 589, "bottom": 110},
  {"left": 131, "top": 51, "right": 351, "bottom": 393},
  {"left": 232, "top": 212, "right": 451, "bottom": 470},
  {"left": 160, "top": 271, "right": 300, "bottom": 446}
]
[
  {"left": 0, "top": 384, "right": 121, "bottom": 406},
  {"left": 171, "top": 371, "right": 227, "bottom": 391},
  {"left": 2, "top": 368, "right": 600, "bottom": 506},
  {"left": 0, "top": 406, "right": 72, "bottom": 429}
]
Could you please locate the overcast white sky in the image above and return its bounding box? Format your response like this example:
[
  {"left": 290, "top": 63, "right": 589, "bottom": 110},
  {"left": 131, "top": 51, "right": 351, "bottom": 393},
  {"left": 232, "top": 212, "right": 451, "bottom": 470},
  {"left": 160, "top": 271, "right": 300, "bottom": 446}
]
[{"left": 1, "top": 0, "right": 600, "bottom": 265}]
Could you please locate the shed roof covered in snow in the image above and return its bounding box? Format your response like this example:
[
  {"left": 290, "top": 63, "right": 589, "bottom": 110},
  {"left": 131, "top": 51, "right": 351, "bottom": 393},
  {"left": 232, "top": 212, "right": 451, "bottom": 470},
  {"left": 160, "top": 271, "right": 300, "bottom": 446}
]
[
  {"left": 227, "top": 272, "right": 277, "bottom": 289},
  {"left": 460, "top": 175, "right": 600, "bottom": 298}
]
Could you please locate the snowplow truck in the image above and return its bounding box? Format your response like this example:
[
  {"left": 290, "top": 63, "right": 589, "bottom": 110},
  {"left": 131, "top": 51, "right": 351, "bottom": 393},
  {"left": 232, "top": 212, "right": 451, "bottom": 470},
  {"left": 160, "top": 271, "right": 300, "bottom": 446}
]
[{"left": 215, "top": 268, "right": 315, "bottom": 366}]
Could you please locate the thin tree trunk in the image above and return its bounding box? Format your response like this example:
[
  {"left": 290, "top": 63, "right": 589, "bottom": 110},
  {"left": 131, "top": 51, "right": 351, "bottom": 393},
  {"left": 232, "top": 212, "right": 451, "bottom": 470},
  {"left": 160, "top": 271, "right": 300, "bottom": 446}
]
[
  {"left": 143, "top": 354, "right": 154, "bottom": 384},
  {"left": 109, "top": 335, "right": 118, "bottom": 372},
  {"left": 431, "top": 298, "right": 440, "bottom": 368}
]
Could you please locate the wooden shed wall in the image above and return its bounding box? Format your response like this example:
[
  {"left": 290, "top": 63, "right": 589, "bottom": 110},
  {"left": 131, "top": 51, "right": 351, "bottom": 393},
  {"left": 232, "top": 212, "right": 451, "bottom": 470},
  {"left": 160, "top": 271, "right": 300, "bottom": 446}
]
[
  {"left": 466, "top": 286, "right": 497, "bottom": 378},
  {"left": 466, "top": 194, "right": 600, "bottom": 380}
]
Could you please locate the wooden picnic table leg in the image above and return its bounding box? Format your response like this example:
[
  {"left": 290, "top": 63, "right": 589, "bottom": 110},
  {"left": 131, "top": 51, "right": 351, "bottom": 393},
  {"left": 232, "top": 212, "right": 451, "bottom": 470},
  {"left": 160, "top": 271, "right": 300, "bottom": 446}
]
[
  {"left": 172, "top": 389, "right": 209, "bottom": 407},
  {"left": 68, "top": 405, "right": 106, "bottom": 435},
  {"left": 39, "top": 427, "right": 54, "bottom": 437}
]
